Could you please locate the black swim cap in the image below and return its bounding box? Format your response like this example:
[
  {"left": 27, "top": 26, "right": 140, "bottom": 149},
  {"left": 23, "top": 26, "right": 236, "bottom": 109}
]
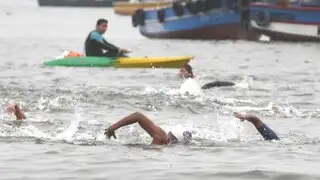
[
  {"left": 96, "top": 18, "right": 108, "bottom": 26},
  {"left": 183, "top": 64, "right": 194, "bottom": 78}
]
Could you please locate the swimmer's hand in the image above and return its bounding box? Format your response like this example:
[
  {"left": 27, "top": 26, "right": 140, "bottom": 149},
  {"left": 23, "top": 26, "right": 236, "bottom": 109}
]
[
  {"left": 104, "top": 127, "right": 117, "bottom": 139},
  {"left": 5, "top": 102, "right": 26, "bottom": 120},
  {"left": 5, "top": 103, "right": 16, "bottom": 115},
  {"left": 233, "top": 112, "right": 246, "bottom": 122},
  {"left": 120, "top": 48, "right": 131, "bottom": 53}
]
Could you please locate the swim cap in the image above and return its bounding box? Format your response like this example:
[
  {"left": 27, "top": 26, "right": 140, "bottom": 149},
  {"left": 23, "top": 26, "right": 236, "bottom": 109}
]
[
  {"left": 170, "top": 128, "right": 192, "bottom": 144},
  {"left": 183, "top": 64, "right": 194, "bottom": 78}
]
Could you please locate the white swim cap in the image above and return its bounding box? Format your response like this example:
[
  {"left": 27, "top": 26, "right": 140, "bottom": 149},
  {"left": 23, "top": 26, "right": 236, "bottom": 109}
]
[{"left": 170, "top": 127, "right": 192, "bottom": 144}]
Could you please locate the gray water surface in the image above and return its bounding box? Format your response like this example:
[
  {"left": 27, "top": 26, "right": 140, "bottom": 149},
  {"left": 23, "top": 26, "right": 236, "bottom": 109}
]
[{"left": 1, "top": 1, "right": 320, "bottom": 180}]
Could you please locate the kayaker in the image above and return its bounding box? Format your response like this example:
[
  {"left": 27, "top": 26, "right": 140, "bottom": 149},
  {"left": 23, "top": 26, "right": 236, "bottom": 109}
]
[
  {"left": 179, "top": 64, "right": 235, "bottom": 89},
  {"left": 84, "top": 18, "right": 130, "bottom": 57},
  {"left": 233, "top": 112, "right": 279, "bottom": 141},
  {"left": 104, "top": 112, "right": 193, "bottom": 145}
]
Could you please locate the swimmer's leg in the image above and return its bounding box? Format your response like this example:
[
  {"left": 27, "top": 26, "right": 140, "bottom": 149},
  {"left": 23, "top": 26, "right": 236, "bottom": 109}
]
[{"left": 234, "top": 112, "right": 279, "bottom": 141}]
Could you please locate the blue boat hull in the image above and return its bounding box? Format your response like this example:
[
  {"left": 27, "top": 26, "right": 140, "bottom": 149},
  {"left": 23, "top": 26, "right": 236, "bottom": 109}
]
[
  {"left": 135, "top": 0, "right": 320, "bottom": 41},
  {"left": 138, "top": 1, "right": 244, "bottom": 39},
  {"left": 250, "top": 3, "right": 320, "bottom": 41}
]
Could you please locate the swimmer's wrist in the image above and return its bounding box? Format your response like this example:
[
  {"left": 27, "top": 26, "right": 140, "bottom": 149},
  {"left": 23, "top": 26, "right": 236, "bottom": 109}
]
[
  {"left": 14, "top": 105, "right": 26, "bottom": 120},
  {"left": 110, "top": 125, "right": 115, "bottom": 131}
]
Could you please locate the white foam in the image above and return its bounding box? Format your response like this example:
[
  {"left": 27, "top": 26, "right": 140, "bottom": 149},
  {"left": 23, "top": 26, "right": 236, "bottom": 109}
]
[
  {"left": 0, "top": 120, "right": 49, "bottom": 139},
  {"left": 54, "top": 107, "right": 83, "bottom": 142},
  {"left": 19, "top": 123, "right": 49, "bottom": 139},
  {"left": 179, "top": 78, "right": 203, "bottom": 96},
  {"left": 259, "top": 34, "right": 271, "bottom": 42},
  {"left": 234, "top": 76, "right": 253, "bottom": 89}
]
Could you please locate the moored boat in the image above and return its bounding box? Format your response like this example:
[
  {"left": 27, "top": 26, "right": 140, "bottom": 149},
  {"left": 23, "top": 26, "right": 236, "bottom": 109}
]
[
  {"left": 38, "top": 0, "right": 116, "bottom": 7},
  {"left": 131, "top": 0, "right": 320, "bottom": 41},
  {"left": 113, "top": 0, "right": 173, "bottom": 15},
  {"left": 131, "top": 0, "right": 242, "bottom": 39},
  {"left": 250, "top": 1, "right": 320, "bottom": 42}
]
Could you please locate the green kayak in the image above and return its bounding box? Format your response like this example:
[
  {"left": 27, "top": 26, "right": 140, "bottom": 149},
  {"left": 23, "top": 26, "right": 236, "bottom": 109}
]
[{"left": 43, "top": 57, "right": 116, "bottom": 67}]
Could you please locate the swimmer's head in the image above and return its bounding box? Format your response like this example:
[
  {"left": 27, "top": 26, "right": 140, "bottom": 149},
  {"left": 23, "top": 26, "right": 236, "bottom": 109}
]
[
  {"left": 179, "top": 64, "right": 194, "bottom": 79},
  {"left": 167, "top": 130, "right": 192, "bottom": 144}
]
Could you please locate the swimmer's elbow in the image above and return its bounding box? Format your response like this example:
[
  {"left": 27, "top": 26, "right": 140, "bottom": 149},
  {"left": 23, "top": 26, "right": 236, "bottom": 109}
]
[
  {"left": 132, "top": 112, "right": 145, "bottom": 118},
  {"left": 133, "top": 112, "right": 142, "bottom": 115}
]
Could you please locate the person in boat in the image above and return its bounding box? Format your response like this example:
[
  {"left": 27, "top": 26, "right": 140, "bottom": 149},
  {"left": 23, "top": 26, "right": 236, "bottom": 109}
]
[
  {"left": 104, "top": 112, "right": 193, "bottom": 145},
  {"left": 233, "top": 112, "right": 279, "bottom": 141},
  {"left": 179, "top": 64, "right": 235, "bottom": 89},
  {"left": 85, "top": 18, "right": 130, "bottom": 57}
]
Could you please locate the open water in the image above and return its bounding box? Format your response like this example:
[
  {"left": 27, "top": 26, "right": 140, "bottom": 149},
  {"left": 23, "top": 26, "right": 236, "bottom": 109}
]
[{"left": 0, "top": 0, "right": 320, "bottom": 179}]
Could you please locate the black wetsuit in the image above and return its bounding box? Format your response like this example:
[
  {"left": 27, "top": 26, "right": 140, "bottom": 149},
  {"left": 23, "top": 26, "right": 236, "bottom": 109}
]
[
  {"left": 201, "top": 81, "right": 235, "bottom": 89},
  {"left": 84, "top": 30, "right": 125, "bottom": 57},
  {"left": 258, "top": 124, "right": 279, "bottom": 141}
]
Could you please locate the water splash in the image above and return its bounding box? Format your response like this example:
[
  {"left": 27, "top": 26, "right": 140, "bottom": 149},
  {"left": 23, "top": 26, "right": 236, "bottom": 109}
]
[{"left": 54, "top": 106, "right": 83, "bottom": 143}]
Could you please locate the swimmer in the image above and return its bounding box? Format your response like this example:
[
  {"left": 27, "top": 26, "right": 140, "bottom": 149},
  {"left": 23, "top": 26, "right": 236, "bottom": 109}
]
[
  {"left": 179, "top": 64, "right": 202, "bottom": 95},
  {"left": 179, "top": 64, "right": 235, "bottom": 89},
  {"left": 179, "top": 64, "right": 195, "bottom": 79},
  {"left": 234, "top": 112, "right": 279, "bottom": 140},
  {"left": 104, "top": 112, "right": 192, "bottom": 145}
]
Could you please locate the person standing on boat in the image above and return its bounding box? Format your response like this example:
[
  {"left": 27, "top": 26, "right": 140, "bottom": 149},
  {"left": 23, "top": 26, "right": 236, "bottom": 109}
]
[{"left": 84, "top": 19, "right": 130, "bottom": 57}]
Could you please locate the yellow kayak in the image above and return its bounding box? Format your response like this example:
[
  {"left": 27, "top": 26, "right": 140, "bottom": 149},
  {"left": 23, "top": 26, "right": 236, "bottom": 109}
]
[
  {"left": 115, "top": 56, "right": 193, "bottom": 68},
  {"left": 113, "top": 1, "right": 172, "bottom": 15}
]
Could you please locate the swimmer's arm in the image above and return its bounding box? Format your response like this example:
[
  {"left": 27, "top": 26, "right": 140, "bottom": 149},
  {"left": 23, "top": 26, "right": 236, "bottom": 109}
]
[
  {"left": 109, "top": 112, "right": 163, "bottom": 138},
  {"left": 5, "top": 103, "right": 26, "bottom": 120},
  {"left": 234, "top": 112, "right": 279, "bottom": 140},
  {"left": 233, "top": 112, "right": 263, "bottom": 129}
]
